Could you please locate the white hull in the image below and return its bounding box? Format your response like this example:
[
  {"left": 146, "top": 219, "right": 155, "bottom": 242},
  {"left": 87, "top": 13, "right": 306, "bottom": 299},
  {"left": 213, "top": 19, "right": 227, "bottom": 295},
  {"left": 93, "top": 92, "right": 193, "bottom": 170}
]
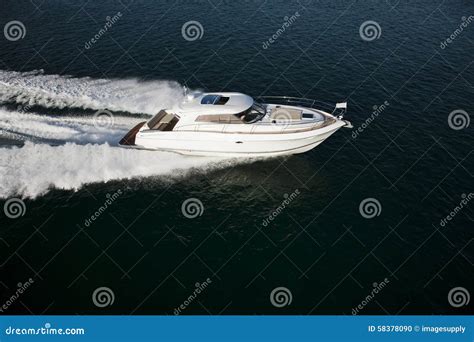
[
  {"left": 119, "top": 93, "right": 350, "bottom": 157},
  {"left": 134, "top": 120, "right": 346, "bottom": 157}
]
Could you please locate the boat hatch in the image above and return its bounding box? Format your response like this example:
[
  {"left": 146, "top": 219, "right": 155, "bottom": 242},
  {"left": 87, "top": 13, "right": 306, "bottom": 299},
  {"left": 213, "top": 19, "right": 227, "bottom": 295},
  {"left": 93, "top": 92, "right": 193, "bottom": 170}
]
[
  {"left": 147, "top": 110, "right": 179, "bottom": 131},
  {"left": 269, "top": 108, "right": 302, "bottom": 121}
]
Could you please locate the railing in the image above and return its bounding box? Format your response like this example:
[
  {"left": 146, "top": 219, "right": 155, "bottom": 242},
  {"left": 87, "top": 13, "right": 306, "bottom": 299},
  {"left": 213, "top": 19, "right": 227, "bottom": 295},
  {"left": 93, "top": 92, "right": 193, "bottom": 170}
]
[
  {"left": 255, "top": 96, "right": 335, "bottom": 112},
  {"left": 255, "top": 96, "right": 347, "bottom": 118}
]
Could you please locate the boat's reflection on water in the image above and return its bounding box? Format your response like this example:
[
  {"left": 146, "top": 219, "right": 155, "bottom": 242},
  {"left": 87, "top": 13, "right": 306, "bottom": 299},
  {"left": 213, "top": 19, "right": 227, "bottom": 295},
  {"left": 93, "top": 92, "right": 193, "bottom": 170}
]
[{"left": 169, "top": 153, "right": 335, "bottom": 224}]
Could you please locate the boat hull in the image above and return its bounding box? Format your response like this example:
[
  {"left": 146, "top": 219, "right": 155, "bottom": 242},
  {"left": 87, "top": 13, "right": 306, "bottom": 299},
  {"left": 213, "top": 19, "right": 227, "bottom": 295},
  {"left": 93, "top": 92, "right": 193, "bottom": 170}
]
[{"left": 128, "top": 120, "right": 346, "bottom": 157}]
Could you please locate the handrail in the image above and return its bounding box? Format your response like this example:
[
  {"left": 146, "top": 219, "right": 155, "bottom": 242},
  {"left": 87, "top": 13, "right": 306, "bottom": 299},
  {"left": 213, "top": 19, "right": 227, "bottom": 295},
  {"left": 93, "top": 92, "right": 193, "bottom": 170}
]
[
  {"left": 255, "top": 96, "right": 335, "bottom": 112},
  {"left": 256, "top": 96, "right": 347, "bottom": 118}
]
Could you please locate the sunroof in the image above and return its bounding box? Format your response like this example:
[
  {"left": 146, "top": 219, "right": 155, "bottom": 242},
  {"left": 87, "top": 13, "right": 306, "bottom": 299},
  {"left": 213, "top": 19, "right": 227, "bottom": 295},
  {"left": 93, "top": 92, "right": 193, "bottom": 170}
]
[
  {"left": 200, "top": 95, "right": 230, "bottom": 105},
  {"left": 215, "top": 96, "right": 229, "bottom": 105},
  {"left": 201, "top": 95, "right": 221, "bottom": 104}
]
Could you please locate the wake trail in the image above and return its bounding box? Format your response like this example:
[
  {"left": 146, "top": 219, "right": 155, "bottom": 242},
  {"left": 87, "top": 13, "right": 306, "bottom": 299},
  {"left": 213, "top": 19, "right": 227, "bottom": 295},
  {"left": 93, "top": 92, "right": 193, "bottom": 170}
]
[
  {"left": 0, "top": 107, "right": 143, "bottom": 145},
  {"left": 0, "top": 141, "right": 230, "bottom": 199},
  {"left": 0, "top": 109, "right": 241, "bottom": 199},
  {"left": 0, "top": 74, "right": 245, "bottom": 199},
  {"left": 0, "top": 70, "right": 185, "bottom": 114}
]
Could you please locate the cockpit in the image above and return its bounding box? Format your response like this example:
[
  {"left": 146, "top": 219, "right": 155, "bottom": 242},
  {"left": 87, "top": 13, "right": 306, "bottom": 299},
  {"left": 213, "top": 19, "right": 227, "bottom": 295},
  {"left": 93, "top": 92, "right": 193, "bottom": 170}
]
[
  {"left": 194, "top": 103, "right": 266, "bottom": 124},
  {"left": 235, "top": 103, "right": 266, "bottom": 123}
]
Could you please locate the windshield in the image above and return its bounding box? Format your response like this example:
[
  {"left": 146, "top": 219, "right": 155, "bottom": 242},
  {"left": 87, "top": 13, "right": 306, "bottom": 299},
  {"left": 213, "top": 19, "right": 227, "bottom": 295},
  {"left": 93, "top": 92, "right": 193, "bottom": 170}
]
[{"left": 235, "top": 103, "right": 266, "bottom": 123}]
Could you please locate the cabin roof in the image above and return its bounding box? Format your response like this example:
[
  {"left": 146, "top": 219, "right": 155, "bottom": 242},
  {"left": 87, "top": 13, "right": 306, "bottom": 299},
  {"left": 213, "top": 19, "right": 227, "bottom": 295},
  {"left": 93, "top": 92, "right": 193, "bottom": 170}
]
[{"left": 177, "top": 92, "right": 254, "bottom": 115}]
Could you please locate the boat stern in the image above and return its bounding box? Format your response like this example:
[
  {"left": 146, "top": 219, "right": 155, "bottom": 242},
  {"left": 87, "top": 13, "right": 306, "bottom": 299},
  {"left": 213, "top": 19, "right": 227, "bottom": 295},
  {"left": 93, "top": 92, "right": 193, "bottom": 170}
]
[{"left": 119, "top": 121, "right": 147, "bottom": 146}]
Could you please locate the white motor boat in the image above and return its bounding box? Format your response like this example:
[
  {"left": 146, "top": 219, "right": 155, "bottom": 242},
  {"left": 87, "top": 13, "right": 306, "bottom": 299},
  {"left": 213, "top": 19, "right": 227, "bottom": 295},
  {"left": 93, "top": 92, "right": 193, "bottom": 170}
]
[{"left": 119, "top": 92, "right": 351, "bottom": 157}]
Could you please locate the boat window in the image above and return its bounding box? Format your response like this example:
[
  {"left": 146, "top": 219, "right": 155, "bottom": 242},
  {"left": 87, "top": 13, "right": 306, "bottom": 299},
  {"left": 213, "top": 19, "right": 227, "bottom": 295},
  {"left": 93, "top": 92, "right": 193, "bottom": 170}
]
[
  {"left": 235, "top": 104, "right": 266, "bottom": 123},
  {"left": 200, "top": 95, "right": 230, "bottom": 105},
  {"left": 195, "top": 104, "right": 265, "bottom": 124},
  {"left": 215, "top": 96, "right": 229, "bottom": 105},
  {"left": 201, "top": 95, "right": 221, "bottom": 104}
]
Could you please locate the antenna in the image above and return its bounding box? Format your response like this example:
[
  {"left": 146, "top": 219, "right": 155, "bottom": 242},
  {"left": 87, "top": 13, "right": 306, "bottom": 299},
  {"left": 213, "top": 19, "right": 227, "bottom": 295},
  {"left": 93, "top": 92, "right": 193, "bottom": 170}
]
[{"left": 183, "top": 79, "right": 188, "bottom": 97}]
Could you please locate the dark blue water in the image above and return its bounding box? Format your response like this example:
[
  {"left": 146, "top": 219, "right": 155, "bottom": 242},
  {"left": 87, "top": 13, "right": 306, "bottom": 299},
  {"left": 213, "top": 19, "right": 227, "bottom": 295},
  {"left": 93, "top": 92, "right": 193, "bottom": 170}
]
[{"left": 0, "top": 0, "right": 473, "bottom": 315}]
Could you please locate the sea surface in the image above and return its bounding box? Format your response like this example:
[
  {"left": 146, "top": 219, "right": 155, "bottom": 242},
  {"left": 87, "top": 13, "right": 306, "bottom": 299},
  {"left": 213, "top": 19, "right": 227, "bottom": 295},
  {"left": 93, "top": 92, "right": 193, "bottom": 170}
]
[{"left": 0, "top": 0, "right": 473, "bottom": 314}]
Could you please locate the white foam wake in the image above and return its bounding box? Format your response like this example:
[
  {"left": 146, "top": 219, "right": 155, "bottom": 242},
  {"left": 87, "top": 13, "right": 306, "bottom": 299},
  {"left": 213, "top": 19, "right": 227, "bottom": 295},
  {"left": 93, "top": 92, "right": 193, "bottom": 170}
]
[
  {"left": 0, "top": 108, "right": 143, "bottom": 145},
  {"left": 0, "top": 141, "right": 226, "bottom": 199},
  {"left": 0, "top": 70, "right": 185, "bottom": 114}
]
